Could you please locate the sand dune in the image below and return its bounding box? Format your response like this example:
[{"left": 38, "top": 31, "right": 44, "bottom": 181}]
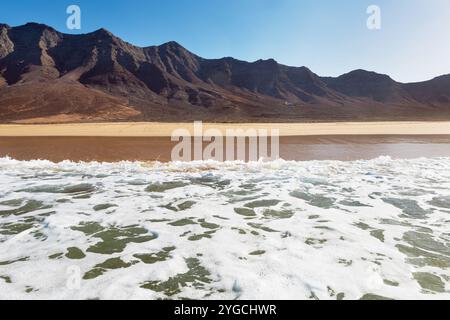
[{"left": 0, "top": 121, "right": 450, "bottom": 137}]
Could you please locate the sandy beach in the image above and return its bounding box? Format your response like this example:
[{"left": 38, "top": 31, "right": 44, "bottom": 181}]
[
  {"left": 1, "top": 122, "right": 450, "bottom": 162},
  {"left": 1, "top": 121, "right": 450, "bottom": 137}
]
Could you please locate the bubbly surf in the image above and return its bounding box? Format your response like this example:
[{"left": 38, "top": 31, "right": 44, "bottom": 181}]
[{"left": 0, "top": 156, "right": 449, "bottom": 300}]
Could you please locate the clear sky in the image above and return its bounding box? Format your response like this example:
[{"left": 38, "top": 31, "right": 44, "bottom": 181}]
[{"left": 1, "top": 0, "right": 449, "bottom": 82}]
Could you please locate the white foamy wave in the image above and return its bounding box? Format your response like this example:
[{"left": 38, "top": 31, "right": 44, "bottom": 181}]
[{"left": 0, "top": 156, "right": 449, "bottom": 299}]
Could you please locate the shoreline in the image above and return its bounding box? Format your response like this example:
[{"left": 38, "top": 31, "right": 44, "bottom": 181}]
[
  {"left": 2, "top": 135, "right": 450, "bottom": 162},
  {"left": 1, "top": 121, "right": 450, "bottom": 137}
]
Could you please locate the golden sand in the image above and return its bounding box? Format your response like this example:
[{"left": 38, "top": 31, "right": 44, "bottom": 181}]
[{"left": 1, "top": 121, "right": 450, "bottom": 137}]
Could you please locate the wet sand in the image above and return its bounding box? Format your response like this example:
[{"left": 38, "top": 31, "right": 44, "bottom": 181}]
[{"left": 1, "top": 135, "right": 450, "bottom": 162}]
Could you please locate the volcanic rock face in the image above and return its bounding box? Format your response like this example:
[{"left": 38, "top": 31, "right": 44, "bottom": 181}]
[{"left": 0, "top": 22, "right": 450, "bottom": 123}]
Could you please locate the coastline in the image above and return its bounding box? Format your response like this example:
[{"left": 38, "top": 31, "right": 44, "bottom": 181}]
[
  {"left": 1, "top": 135, "right": 450, "bottom": 162},
  {"left": 1, "top": 121, "right": 450, "bottom": 137}
]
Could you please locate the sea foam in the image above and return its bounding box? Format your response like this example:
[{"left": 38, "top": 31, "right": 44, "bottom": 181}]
[{"left": 0, "top": 156, "right": 449, "bottom": 299}]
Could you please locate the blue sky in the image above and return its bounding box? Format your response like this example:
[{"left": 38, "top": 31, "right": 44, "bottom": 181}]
[{"left": 1, "top": 0, "right": 449, "bottom": 82}]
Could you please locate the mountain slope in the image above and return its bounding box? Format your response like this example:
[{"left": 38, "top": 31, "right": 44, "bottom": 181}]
[
  {"left": 404, "top": 75, "right": 450, "bottom": 105},
  {"left": 1, "top": 22, "right": 450, "bottom": 123},
  {"left": 322, "top": 70, "right": 412, "bottom": 103}
]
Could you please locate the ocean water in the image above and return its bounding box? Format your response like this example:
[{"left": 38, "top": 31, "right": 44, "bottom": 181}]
[{"left": 0, "top": 156, "right": 449, "bottom": 300}]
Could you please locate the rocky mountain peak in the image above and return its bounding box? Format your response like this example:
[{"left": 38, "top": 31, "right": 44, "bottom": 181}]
[{"left": 1, "top": 22, "right": 450, "bottom": 123}]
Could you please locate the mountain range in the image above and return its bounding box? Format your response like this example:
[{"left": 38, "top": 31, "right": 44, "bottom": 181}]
[{"left": 1, "top": 22, "right": 450, "bottom": 123}]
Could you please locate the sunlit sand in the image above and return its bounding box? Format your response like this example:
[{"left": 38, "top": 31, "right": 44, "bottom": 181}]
[{"left": 1, "top": 121, "right": 450, "bottom": 137}]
